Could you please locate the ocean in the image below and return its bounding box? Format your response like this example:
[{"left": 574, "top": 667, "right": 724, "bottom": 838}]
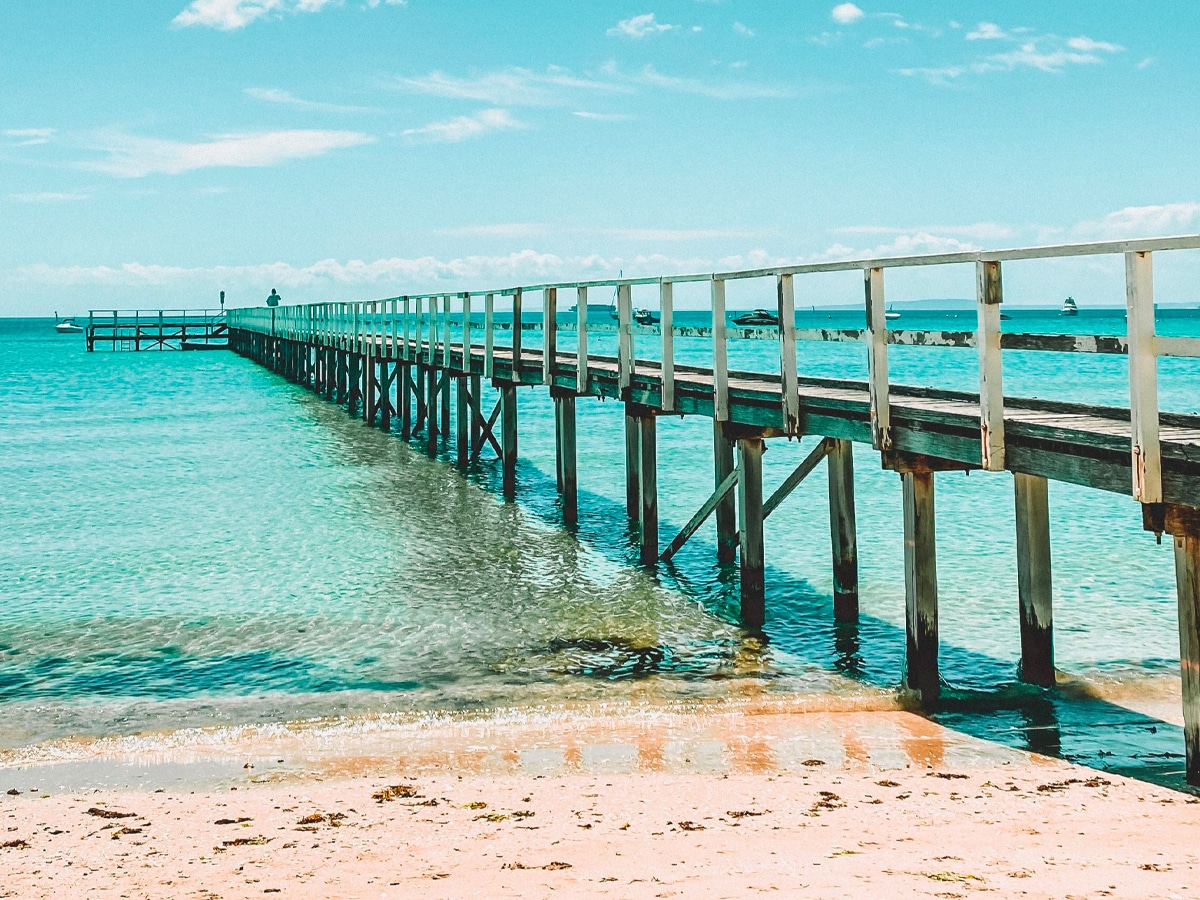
[{"left": 2, "top": 308, "right": 1199, "bottom": 783}]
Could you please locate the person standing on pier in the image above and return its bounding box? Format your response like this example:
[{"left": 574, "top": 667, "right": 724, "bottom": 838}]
[{"left": 267, "top": 288, "right": 281, "bottom": 307}]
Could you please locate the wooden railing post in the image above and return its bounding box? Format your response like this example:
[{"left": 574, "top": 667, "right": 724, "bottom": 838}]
[
  {"left": 543, "top": 287, "right": 557, "bottom": 385},
  {"left": 511, "top": 288, "right": 523, "bottom": 378},
  {"left": 617, "top": 283, "right": 633, "bottom": 395},
  {"left": 462, "top": 292, "right": 472, "bottom": 372},
  {"left": 1126, "top": 250, "right": 1162, "bottom": 503},
  {"left": 712, "top": 278, "right": 728, "bottom": 421},
  {"left": 576, "top": 286, "right": 588, "bottom": 393},
  {"left": 864, "top": 267, "right": 892, "bottom": 450},
  {"left": 977, "top": 260, "right": 1005, "bottom": 471},
  {"left": 484, "top": 292, "right": 495, "bottom": 378},
  {"left": 778, "top": 273, "right": 799, "bottom": 434},
  {"left": 661, "top": 280, "right": 675, "bottom": 411}
]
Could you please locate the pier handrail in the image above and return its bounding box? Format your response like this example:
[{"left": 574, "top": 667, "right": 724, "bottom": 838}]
[{"left": 229, "top": 232, "right": 1200, "bottom": 505}]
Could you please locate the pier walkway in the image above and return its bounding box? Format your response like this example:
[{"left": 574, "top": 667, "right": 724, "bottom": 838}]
[
  {"left": 86, "top": 308, "right": 227, "bottom": 351},
  {"left": 228, "top": 234, "right": 1200, "bottom": 782}
]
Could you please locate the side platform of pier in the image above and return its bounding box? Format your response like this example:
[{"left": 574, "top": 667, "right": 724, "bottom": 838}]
[{"left": 227, "top": 235, "right": 1200, "bottom": 783}]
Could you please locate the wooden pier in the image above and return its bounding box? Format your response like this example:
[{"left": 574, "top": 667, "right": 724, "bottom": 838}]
[
  {"left": 227, "top": 235, "right": 1200, "bottom": 782},
  {"left": 86, "top": 309, "right": 227, "bottom": 351}
]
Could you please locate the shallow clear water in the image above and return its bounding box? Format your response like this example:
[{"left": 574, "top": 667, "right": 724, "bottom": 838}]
[{"left": 2, "top": 311, "right": 1199, "bottom": 781}]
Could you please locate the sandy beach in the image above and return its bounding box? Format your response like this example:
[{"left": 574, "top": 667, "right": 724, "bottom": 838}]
[{"left": 3, "top": 704, "right": 1198, "bottom": 899}]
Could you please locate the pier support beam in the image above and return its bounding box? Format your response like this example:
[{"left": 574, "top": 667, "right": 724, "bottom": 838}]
[
  {"left": 1014, "top": 473, "right": 1055, "bottom": 687},
  {"left": 456, "top": 377, "right": 469, "bottom": 468},
  {"left": 827, "top": 439, "right": 859, "bottom": 623},
  {"left": 639, "top": 414, "right": 658, "bottom": 564},
  {"left": 426, "top": 366, "right": 439, "bottom": 454},
  {"left": 902, "top": 470, "right": 939, "bottom": 705},
  {"left": 738, "top": 438, "right": 766, "bottom": 628},
  {"left": 714, "top": 421, "right": 738, "bottom": 563},
  {"left": 624, "top": 407, "right": 640, "bottom": 521},
  {"left": 470, "top": 375, "right": 482, "bottom": 454},
  {"left": 500, "top": 382, "right": 518, "bottom": 498},
  {"left": 553, "top": 390, "right": 578, "bottom": 525}
]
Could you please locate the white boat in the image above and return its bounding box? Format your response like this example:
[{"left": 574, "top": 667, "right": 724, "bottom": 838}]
[
  {"left": 884, "top": 305, "right": 900, "bottom": 320},
  {"left": 54, "top": 313, "right": 83, "bottom": 334},
  {"left": 1061, "top": 296, "right": 1079, "bottom": 316}
]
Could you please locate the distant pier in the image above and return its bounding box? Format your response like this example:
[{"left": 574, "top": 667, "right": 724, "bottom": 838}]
[
  {"left": 227, "top": 234, "right": 1200, "bottom": 783},
  {"left": 86, "top": 309, "right": 227, "bottom": 351}
]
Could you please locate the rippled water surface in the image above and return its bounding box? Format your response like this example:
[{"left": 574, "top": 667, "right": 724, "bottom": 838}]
[{"left": 2, "top": 311, "right": 1199, "bottom": 779}]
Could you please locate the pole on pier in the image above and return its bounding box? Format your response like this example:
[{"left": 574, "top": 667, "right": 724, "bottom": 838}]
[
  {"left": 639, "top": 413, "right": 658, "bottom": 564},
  {"left": 553, "top": 389, "right": 578, "bottom": 525},
  {"left": 456, "top": 377, "right": 469, "bottom": 468},
  {"left": 902, "top": 469, "right": 940, "bottom": 705},
  {"left": 827, "top": 438, "right": 859, "bottom": 623},
  {"left": 400, "top": 361, "right": 412, "bottom": 439},
  {"left": 500, "top": 383, "right": 518, "bottom": 498},
  {"left": 714, "top": 421, "right": 738, "bottom": 563},
  {"left": 470, "top": 374, "right": 482, "bottom": 452},
  {"left": 1176, "top": 525, "right": 1200, "bottom": 786},
  {"left": 738, "top": 438, "right": 766, "bottom": 628},
  {"left": 427, "top": 365, "right": 439, "bottom": 455},
  {"left": 624, "top": 405, "right": 641, "bottom": 520},
  {"left": 1014, "top": 473, "right": 1055, "bottom": 687}
]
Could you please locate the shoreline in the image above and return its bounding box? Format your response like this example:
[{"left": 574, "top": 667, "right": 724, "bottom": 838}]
[{"left": 3, "top": 704, "right": 1200, "bottom": 898}]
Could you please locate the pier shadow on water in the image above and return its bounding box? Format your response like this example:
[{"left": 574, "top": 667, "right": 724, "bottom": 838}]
[{"left": 305, "top": 381, "right": 1194, "bottom": 795}]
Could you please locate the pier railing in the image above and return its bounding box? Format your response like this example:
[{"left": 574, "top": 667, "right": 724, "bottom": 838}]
[{"left": 230, "top": 234, "right": 1200, "bottom": 505}]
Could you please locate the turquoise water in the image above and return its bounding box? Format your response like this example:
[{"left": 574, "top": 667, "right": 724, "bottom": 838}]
[{"left": 2, "top": 311, "right": 1200, "bottom": 781}]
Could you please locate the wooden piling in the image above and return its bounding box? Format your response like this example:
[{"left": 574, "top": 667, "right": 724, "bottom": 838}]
[
  {"left": 501, "top": 382, "right": 518, "bottom": 498},
  {"left": 625, "top": 407, "right": 640, "bottom": 521},
  {"left": 902, "top": 470, "right": 940, "bottom": 705},
  {"left": 714, "top": 421, "right": 737, "bottom": 563},
  {"left": 426, "top": 365, "right": 439, "bottom": 454},
  {"left": 827, "top": 438, "right": 859, "bottom": 623},
  {"left": 456, "top": 377, "right": 469, "bottom": 468},
  {"left": 470, "top": 374, "right": 482, "bottom": 452},
  {"left": 738, "top": 438, "right": 766, "bottom": 627},
  {"left": 639, "top": 414, "right": 658, "bottom": 564},
  {"left": 400, "top": 362, "right": 412, "bottom": 439},
  {"left": 1175, "top": 526, "right": 1200, "bottom": 785},
  {"left": 558, "top": 392, "right": 578, "bottom": 525},
  {"left": 1014, "top": 472, "right": 1055, "bottom": 687}
]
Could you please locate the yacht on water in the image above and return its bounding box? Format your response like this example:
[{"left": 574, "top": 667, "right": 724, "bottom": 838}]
[
  {"left": 1061, "top": 296, "right": 1079, "bottom": 316},
  {"left": 732, "top": 309, "right": 779, "bottom": 327},
  {"left": 54, "top": 312, "right": 83, "bottom": 334}
]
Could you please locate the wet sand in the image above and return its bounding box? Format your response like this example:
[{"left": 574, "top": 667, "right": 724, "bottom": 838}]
[{"left": 2, "top": 706, "right": 1199, "bottom": 898}]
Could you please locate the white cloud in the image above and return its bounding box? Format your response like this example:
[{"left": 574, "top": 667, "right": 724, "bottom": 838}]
[
  {"left": 814, "top": 232, "right": 981, "bottom": 261},
  {"left": 244, "top": 87, "right": 379, "bottom": 113},
  {"left": 966, "top": 21, "right": 1009, "bottom": 41},
  {"left": 401, "top": 109, "right": 524, "bottom": 143},
  {"left": 81, "top": 129, "right": 373, "bottom": 177},
  {"left": 4, "top": 128, "right": 55, "bottom": 146},
  {"left": 1137, "top": 57, "right": 1154, "bottom": 69},
  {"left": 173, "top": 0, "right": 403, "bottom": 29},
  {"left": 604, "top": 62, "right": 789, "bottom": 99},
  {"left": 607, "top": 13, "right": 677, "bottom": 38},
  {"left": 9, "top": 192, "right": 91, "bottom": 203},
  {"left": 436, "top": 223, "right": 548, "bottom": 238},
  {"left": 831, "top": 3, "right": 864, "bottom": 25},
  {"left": 733, "top": 22, "right": 755, "bottom": 37},
  {"left": 834, "top": 222, "right": 1014, "bottom": 241},
  {"left": 1074, "top": 203, "right": 1200, "bottom": 240},
  {"left": 572, "top": 111, "right": 633, "bottom": 121},
  {"left": 900, "top": 29, "right": 1124, "bottom": 83},
  {"left": 389, "top": 67, "right": 628, "bottom": 106}
]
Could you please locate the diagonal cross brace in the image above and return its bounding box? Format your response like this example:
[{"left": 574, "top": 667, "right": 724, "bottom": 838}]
[
  {"left": 661, "top": 464, "right": 742, "bottom": 562},
  {"left": 762, "top": 437, "right": 835, "bottom": 520}
]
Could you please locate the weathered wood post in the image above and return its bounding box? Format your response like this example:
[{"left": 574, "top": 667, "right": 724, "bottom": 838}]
[
  {"left": 738, "top": 437, "right": 766, "bottom": 627},
  {"left": 827, "top": 438, "right": 859, "bottom": 622},
  {"left": 624, "top": 405, "right": 640, "bottom": 520},
  {"left": 400, "top": 361, "right": 412, "bottom": 439},
  {"left": 902, "top": 468, "right": 939, "bottom": 705},
  {"left": 470, "top": 374, "right": 482, "bottom": 452},
  {"left": 553, "top": 388, "right": 578, "bottom": 525},
  {"left": 500, "top": 382, "right": 518, "bottom": 498},
  {"left": 1014, "top": 472, "right": 1055, "bottom": 686},
  {"left": 639, "top": 412, "right": 658, "bottom": 564},
  {"left": 456, "top": 376, "right": 469, "bottom": 468},
  {"left": 714, "top": 422, "right": 738, "bottom": 563},
  {"left": 440, "top": 297, "right": 452, "bottom": 430}
]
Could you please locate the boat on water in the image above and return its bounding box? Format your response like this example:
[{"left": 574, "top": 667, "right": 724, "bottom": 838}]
[
  {"left": 54, "top": 312, "right": 83, "bottom": 334},
  {"left": 732, "top": 309, "right": 779, "bottom": 327},
  {"left": 632, "top": 308, "right": 659, "bottom": 326},
  {"left": 884, "top": 305, "right": 900, "bottom": 321},
  {"left": 1061, "top": 296, "right": 1079, "bottom": 316}
]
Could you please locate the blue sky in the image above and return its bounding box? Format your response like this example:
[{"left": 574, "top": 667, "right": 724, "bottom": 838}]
[{"left": 2, "top": 1, "right": 1198, "bottom": 314}]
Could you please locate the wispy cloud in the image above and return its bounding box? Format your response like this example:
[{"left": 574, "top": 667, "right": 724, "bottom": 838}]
[
  {"left": 401, "top": 109, "right": 524, "bottom": 143},
  {"left": 733, "top": 22, "right": 755, "bottom": 37},
  {"left": 81, "top": 129, "right": 373, "bottom": 177},
  {"left": 436, "top": 223, "right": 768, "bottom": 241},
  {"left": 173, "top": 0, "right": 403, "bottom": 30},
  {"left": 603, "top": 62, "right": 789, "bottom": 99},
  {"left": 9, "top": 192, "right": 91, "bottom": 203},
  {"left": 388, "top": 67, "right": 629, "bottom": 106},
  {"left": 1072, "top": 203, "right": 1200, "bottom": 240},
  {"left": 834, "top": 222, "right": 1015, "bottom": 241},
  {"left": 901, "top": 23, "right": 1124, "bottom": 84},
  {"left": 572, "top": 111, "right": 633, "bottom": 122},
  {"left": 4, "top": 128, "right": 55, "bottom": 146},
  {"left": 831, "top": 3, "right": 864, "bottom": 25},
  {"left": 244, "top": 87, "right": 379, "bottom": 114},
  {"left": 607, "top": 13, "right": 677, "bottom": 39}
]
